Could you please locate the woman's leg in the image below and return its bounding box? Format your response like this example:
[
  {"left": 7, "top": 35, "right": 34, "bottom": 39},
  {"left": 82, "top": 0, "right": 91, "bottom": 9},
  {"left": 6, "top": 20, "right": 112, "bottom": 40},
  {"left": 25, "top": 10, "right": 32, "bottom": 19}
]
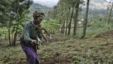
[
  {"left": 21, "top": 44, "right": 39, "bottom": 64},
  {"left": 26, "top": 47, "right": 39, "bottom": 64}
]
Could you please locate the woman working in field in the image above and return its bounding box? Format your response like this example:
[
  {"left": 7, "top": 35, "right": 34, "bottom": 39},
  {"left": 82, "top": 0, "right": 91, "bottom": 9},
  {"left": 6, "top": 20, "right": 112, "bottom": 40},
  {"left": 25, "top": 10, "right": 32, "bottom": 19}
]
[{"left": 20, "top": 11, "right": 47, "bottom": 64}]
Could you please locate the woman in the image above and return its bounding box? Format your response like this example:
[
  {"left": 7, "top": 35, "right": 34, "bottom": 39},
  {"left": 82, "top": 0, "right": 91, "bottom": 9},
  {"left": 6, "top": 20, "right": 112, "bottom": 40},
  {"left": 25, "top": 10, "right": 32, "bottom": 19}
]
[{"left": 20, "top": 11, "right": 45, "bottom": 64}]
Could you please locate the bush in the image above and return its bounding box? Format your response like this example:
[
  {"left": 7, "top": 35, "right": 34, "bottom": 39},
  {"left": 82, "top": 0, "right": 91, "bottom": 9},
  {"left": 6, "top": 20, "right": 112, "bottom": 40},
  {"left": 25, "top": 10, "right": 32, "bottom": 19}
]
[{"left": 42, "top": 19, "right": 60, "bottom": 34}]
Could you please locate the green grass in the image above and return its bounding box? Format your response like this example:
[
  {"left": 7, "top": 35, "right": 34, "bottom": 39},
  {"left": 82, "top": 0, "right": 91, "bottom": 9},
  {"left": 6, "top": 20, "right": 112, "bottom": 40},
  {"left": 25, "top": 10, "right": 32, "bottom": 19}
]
[
  {"left": 39, "top": 37, "right": 113, "bottom": 64},
  {"left": 42, "top": 19, "right": 60, "bottom": 34},
  {"left": 76, "top": 20, "right": 113, "bottom": 38},
  {"left": 0, "top": 37, "right": 113, "bottom": 64},
  {"left": 0, "top": 44, "right": 26, "bottom": 64},
  {"left": 0, "top": 19, "right": 113, "bottom": 64}
]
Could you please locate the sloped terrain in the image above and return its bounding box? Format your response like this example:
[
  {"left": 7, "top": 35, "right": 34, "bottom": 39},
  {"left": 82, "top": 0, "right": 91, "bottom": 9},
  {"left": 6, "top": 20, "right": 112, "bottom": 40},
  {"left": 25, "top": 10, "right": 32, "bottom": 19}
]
[
  {"left": 0, "top": 35, "right": 113, "bottom": 64},
  {"left": 40, "top": 37, "right": 113, "bottom": 64},
  {"left": 95, "top": 30, "right": 113, "bottom": 38}
]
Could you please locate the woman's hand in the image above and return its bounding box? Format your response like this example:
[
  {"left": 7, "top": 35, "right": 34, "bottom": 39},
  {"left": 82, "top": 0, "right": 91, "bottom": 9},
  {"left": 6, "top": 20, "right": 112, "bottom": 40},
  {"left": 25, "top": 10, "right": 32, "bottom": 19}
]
[{"left": 31, "top": 40, "right": 37, "bottom": 45}]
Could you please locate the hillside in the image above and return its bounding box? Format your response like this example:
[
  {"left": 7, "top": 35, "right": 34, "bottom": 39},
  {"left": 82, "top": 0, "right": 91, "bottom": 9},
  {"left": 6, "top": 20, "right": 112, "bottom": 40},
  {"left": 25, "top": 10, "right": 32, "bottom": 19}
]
[
  {"left": 0, "top": 34, "right": 113, "bottom": 64},
  {"left": 29, "top": 3, "right": 52, "bottom": 14}
]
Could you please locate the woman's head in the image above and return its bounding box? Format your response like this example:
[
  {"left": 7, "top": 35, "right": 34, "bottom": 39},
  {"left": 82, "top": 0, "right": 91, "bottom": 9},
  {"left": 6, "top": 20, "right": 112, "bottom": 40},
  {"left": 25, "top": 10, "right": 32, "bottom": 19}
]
[{"left": 33, "top": 11, "right": 45, "bottom": 25}]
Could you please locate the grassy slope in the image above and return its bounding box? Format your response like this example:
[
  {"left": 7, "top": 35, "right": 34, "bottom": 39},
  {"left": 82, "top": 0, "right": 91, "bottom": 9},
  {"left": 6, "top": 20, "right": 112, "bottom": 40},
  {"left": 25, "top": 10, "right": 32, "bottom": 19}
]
[
  {"left": 0, "top": 36, "right": 113, "bottom": 64},
  {"left": 0, "top": 20, "right": 113, "bottom": 64}
]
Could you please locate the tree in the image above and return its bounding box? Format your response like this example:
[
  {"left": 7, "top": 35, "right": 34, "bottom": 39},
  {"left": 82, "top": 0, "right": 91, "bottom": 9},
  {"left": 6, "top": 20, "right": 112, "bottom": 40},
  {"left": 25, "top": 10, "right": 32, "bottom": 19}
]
[
  {"left": 0, "top": 0, "right": 14, "bottom": 26},
  {"left": 73, "top": 0, "right": 80, "bottom": 36},
  {"left": 81, "top": 0, "right": 90, "bottom": 38},
  {"left": 0, "top": 0, "right": 32, "bottom": 46},
  {"left": 11, "top": 0, "right": 33, "bottom": 46},
  {"left": 68, "top": 7, "right": 75, "bottom": 35},
  {"left": 107, "top": 2, "right": 113, "bottom": 24},
  {"left": 0, "top": 0, "right": 15, "bottom": 45},
  {"left": 52, "top": 0, "right": 84, "bottom": 37}
]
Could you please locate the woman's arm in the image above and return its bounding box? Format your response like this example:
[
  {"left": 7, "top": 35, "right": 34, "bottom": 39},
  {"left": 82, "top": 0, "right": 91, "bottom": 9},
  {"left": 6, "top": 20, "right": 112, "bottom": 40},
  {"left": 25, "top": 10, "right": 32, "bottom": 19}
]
[{"left": 23, "top": 24, "right": 33, "bottom": 42}]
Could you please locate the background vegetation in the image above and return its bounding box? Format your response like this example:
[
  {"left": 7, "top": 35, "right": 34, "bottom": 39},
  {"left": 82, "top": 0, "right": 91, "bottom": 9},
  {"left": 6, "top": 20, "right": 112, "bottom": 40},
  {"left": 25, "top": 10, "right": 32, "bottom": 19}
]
[{"left": 0, "top": 0, "right": 113, "bottom": 64}]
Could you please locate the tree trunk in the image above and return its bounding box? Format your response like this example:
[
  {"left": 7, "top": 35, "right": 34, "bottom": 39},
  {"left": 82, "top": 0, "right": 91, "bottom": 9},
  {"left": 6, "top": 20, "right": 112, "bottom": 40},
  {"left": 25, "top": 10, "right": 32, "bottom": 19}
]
[
  {"left": 12, "top": 29, "right": 18, "bottom": 46},
  {"left": 68, "top": 7, "right": 75, "bottom": 35},
  {"left": 65, "top": 7, "right": 70, "bottom": 35},
  {"left": 81, "top": 0, "right": 90, "bottom": 38},
  {"left": 73, "top": 0, "right": 80, "bottom": 36},
  {"left": 60, "top": 7, "right": 67, "bottom": 34},
  {"left": 8, "top": 20, "right": 11, "bottom": 46},
  {"left": 61, "top": 20, "right": 65, "bottom": 34},
  {"left": 107, "top": 3, "right": 113, "bottom": 24}
]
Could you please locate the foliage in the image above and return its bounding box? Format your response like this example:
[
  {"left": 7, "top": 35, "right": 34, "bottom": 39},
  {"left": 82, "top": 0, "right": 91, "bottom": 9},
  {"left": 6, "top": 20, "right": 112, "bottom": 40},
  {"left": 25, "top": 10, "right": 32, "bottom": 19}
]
[
  {"left": 76, "top": 17, "right": 113, "bottom": 38},
  {"left": 42, "top": 19, "right": 60, "bottom": 33}
]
